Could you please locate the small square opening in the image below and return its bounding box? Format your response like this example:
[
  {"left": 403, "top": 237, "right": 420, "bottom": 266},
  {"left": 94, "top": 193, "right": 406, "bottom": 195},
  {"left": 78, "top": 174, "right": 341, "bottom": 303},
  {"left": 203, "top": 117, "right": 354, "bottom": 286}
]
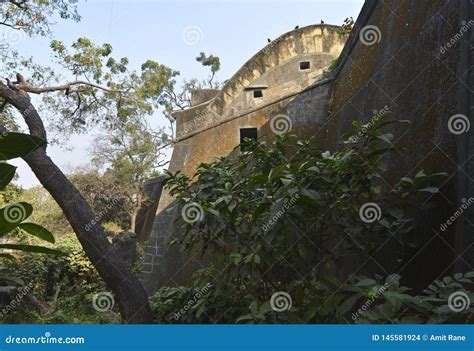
[
  {"left": 240, "top": 128, "right": 258, "bottom": 151},
  {"left": 300, "top": 61, "right": 311, "bottom": 70},
  {"left": 253, "top": 90, "right": 263, "bottom": 98}
]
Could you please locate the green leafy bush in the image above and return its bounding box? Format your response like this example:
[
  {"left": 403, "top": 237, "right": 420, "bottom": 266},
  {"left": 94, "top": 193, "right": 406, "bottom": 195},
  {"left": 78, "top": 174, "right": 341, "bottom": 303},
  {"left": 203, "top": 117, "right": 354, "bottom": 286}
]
[
  {"left": 0, "top": 132, "right": 65, "bottom": 258},
  {"left": 151, "top": 118, "right": 464, "bottom": 323},
  {"left": 1, "top": 233, "right": 119, "bottom": 324}
]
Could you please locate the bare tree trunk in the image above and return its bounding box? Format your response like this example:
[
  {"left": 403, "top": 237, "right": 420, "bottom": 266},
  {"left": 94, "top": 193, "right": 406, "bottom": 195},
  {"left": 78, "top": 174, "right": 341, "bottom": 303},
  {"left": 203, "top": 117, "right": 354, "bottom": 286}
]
[{"left": 0, "top": 83, "right": 153, "bottom": 323}]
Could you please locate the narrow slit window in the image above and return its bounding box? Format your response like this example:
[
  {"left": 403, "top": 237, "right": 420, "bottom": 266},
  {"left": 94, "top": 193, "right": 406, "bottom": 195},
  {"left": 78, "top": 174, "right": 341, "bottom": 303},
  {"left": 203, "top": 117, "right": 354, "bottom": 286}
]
[
  {"left": 240, "top": 128, "right": 258, "bottom": 151},
  {"left": 253, "top": 90, "right": 263, "bottom": 98},
  {"left": 300, "top": 61, "right": 311, "bottom": 70}
]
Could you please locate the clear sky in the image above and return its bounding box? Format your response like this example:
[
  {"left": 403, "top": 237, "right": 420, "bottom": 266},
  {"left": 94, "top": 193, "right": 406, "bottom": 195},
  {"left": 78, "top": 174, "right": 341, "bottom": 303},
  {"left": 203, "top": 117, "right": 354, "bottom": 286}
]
[{"left": 10, "top": 0, "right": 365, "bottom": 188}]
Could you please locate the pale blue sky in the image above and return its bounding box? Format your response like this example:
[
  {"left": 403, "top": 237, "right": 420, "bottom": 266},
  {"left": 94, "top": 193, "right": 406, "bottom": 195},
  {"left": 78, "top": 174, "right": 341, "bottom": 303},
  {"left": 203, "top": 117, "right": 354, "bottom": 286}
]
[{"left": 11, "top": 0, "right": 364, "bottom": 187}]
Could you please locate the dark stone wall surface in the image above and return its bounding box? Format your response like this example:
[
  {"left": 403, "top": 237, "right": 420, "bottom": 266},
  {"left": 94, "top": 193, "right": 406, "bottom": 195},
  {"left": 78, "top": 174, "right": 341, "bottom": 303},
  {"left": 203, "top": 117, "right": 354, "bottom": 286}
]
[
  {"left": 323, "top": 0, "right": 472, "bottom": 289},
  {"left": 140, "top": 0, "right": 473, "bottom": 294}
]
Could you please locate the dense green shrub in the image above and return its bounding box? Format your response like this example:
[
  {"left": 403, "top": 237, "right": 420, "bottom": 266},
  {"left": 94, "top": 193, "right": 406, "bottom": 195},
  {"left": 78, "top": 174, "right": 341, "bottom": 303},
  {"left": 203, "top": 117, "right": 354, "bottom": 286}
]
[
  {"left": 148, "top": 118, "right": 473, "bottom": 323},
  {"left": 1, "top": 233, "right": 119, "bottom": 324}
]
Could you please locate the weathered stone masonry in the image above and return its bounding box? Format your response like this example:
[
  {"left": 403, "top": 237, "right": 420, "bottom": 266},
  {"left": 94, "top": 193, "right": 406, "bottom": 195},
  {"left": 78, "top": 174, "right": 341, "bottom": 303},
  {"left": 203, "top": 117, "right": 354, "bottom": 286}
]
[{"left": 140, "top": 0, "right": 473, "bottom": 294}]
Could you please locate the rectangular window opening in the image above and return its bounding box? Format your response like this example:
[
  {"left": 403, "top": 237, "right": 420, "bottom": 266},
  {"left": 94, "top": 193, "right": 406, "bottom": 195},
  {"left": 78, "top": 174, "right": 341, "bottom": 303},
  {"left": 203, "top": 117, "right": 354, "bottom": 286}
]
[
  {"left": 300, "top": 61, "right": 311, "bottom": 70},
  {"left": 253, "top": 90, "right": 263, "bottom": 98},
  {"left": 240, "top": 128, "right": 258, "bottom": 151}
]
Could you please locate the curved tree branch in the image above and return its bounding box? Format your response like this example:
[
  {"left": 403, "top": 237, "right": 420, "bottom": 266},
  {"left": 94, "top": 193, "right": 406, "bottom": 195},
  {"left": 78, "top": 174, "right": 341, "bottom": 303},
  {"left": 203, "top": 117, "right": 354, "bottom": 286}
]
[{"left": 15, "top": 80, "right": 124, "bottom": 94}]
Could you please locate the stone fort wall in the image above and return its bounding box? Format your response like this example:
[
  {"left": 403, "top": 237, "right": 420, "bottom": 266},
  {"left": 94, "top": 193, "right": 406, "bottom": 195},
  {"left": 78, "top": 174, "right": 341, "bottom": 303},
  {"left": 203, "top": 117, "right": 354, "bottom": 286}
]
[{"left": 140, "top": 0, "right": 473, "bottom": 293}]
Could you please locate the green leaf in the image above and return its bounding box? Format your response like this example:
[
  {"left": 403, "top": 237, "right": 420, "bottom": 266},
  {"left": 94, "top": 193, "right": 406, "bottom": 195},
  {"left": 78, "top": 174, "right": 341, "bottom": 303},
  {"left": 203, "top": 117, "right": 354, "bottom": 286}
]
[
  {"left": 352, "top": 120, "right": 363, "bottom": 128},
  {"left": 419, "top": 187, "right": 439, "bottom": 194},
  {"left": 0, "top": 163, "right": 17, "bottom": 190},
  {"left": 431, "top": 172, "right": 448, "bottom": 177},
  {"left": 376, "top": 133, "right": 394, "bottom": 143},
  {"left": 0, "top": 244, "right": 67, "bottom": 256},
  {"left": 0, "top": 202, "right": 34, "bottom": 234},
  {"left": 258, "top": 301, "right": 272, "bottom": 314},
  {"left": 442, "top": 276, "right": 452, "bottom": 284},
  {"left": 400, "top": 177, "right": 414, "bottom": 184},
  {"left": 18, "top": 223, "right": 55, "bottom": 243},
  {"left": 356, "top": 278, "right": 376, "bottom": 287},
  {"left": 0, "top": 133, "right": 46, "bottom": 161},
  {"left": 301, "top": 189, "right": 320, "bottom": 201},
  {"left": 322, "top": 151, "right": 331, "bottom": 159},
  {"left": 385, "top": 274, "right": 401, "bottom": 287},
  {"left": 249, "top": 300, "right": 258, "bottom": 315},
  {"left": 338, "top": 294, "right": 359, "bottom": 315},
  {"left": 415, "top": 170, "right": 426, "bottom": 178}
]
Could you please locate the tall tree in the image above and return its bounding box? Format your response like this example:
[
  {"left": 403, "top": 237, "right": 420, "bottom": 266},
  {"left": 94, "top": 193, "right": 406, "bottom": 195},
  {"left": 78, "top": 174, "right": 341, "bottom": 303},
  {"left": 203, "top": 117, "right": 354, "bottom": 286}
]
[
  {"left": 0, "top": 33, "right": 179, "bottom": 322},
  {"left": 91, "top": 117, "right": 169, "bottom": 233}
]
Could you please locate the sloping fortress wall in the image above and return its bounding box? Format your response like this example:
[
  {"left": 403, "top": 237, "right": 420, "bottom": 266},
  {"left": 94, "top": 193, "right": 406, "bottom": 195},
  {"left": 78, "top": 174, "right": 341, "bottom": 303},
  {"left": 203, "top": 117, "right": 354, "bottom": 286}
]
[
  {"left": 141, "top": 0, "right": 473, "bottom": 293},
  {"left": 140, "top": 25, "right": 347, "bottom": 292},
  {"left": 321, "top": 0, "right": 473, "bottom": 290}
]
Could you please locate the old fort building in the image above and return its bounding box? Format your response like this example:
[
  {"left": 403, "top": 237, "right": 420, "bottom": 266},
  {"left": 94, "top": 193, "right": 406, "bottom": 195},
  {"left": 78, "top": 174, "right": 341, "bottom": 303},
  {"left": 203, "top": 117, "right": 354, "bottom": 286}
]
[{"left": 139, "top": 0, "right": 473, "bottom": 294}]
